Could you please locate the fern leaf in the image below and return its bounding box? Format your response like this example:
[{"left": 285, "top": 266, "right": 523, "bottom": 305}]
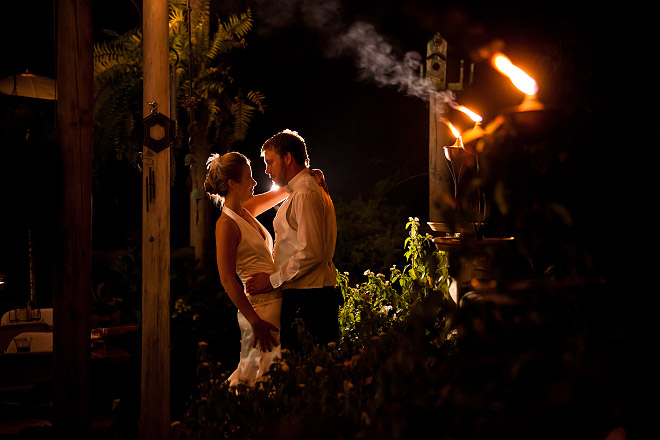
[
  {"left": 223, "top": 9, "right": 253, "bottom": 39},
  {"left": 231, "top": 100, "right": 255, "bottom": 141},
  {"left": 206, "top": 10, "right": 251, "bottom": 60},
  {"left": 246, "top": 90, "right": 267, "bottom": 113}
]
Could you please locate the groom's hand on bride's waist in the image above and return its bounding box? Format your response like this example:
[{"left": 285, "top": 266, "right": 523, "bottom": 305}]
[{"left": 246, "top": 272, "right": 273, "bottom": 295}]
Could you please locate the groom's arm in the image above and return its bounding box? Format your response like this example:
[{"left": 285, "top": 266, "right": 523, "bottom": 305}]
[{"left": 245, "top": 272, "right": 273, "bottom": 295}]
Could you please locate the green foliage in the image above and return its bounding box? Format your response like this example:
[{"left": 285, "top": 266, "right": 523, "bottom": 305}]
[
  {"left": 174, "top": 218, "right": 457, "bottom": 439},
  {"left": 93, "top": 29, "right": 144, "bottom": 171},
  {"left": 333, "top": 196, "right": 408, "bottom": 281},
  {"left": 92, "top": 0, "right": 265, "bottom": 172},
  {"left": 176, "top": 295, "right": 458, "bottom": 440},
  {"left": 168, "top": 3, "right": 265, "bottom": 146},
  {"left": 172, "top": 214, "right": 621, "bottom": 439},
  {"left": 337, "top": 217, "right": 450, "bottom": 342}
]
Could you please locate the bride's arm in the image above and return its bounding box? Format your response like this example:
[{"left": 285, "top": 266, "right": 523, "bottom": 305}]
[
  {"left": 244, "top": 186, "right": 289, "bottom": 217},
  {"left": 244, "top": 169, "right": 328, "bottom": 217}
]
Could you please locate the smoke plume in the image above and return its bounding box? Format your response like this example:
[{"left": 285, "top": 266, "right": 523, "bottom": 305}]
[
  {"left": 251, "top": 0, "right": 454, "bottom": 106},
  {"left": 328, "top": 21, "right": 454, "bottom": 106}
]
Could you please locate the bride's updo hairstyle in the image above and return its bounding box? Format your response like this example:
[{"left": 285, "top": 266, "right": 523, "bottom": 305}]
[{"left": 204, "top": 152, "right": 250, "bottom": 206}]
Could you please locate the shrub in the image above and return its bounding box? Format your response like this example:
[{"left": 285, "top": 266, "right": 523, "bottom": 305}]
[
  {"left": 173, "top": 218, "right": 457, "bottom": 439},
  {"left": 337, "top": 217, "right": 450, "bottom": 342}
]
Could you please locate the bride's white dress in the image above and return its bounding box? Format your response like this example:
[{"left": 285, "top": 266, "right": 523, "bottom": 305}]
[{"left": 223, "top": 207, "right": 282, "bottom": 387}]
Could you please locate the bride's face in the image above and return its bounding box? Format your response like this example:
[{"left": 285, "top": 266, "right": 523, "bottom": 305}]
[{"left": 234, "top": 163, "right": 257, "bottom": 202}]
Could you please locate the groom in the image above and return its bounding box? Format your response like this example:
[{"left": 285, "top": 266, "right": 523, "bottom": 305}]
[{"left": 245, "top": 129, "right": 340, "bottom": 350}]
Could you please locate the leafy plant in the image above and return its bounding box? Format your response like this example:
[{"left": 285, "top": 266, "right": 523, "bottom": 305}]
[
  {"left": 333, "top": 195, "right": 408, "bottom": 281},
  {"left": 173, "top": 213, "right": 621, "bottom": 440},
  {"left": 173, "top": 218, "right": 457, "bottom": 439},
  {"left": 93, "top": 28, "right": 144, "bottom": 171},
  {"left": 92, "top": 1, "right": 265, "bottom": 169},
  {"left": 168, "top": 1, "right": 265, "bottom": 146},
  {"left": 337, "top": 217, "right": 450, "bottom": 342}
]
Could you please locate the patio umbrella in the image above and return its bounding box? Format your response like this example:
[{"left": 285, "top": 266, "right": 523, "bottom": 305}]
[{"left": 0, "top": 73, "right": 56, "bottom": 100}]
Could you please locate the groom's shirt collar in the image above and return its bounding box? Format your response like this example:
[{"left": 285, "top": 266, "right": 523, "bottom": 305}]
[{"left": 284, "top": 168, "right": 309, "bottom": 193}]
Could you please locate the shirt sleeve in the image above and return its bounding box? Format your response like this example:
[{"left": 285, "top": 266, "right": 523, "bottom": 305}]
[{"left": 269, "top": 190, "right": 327, "bottom": 288}]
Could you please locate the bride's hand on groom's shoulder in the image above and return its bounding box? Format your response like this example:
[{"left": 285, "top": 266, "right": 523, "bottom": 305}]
[{"left": 310, "top": 168, "right": 329, "bottom": 194}]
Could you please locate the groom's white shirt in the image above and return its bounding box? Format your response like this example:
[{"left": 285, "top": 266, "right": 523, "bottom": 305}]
[{"left": 268, "top": 168, "right": 337, "bottom": 290}]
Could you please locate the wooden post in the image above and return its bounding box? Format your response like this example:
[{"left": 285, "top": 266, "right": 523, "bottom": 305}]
[
  {"left": 53, "top": 0, "right": 93, "bottom": 436},
  {"left": 141, "top": 0, "right": 171, "bottom": 439},
  {"left": 427, "top": 33, "right": 454, "bottom": 227}
]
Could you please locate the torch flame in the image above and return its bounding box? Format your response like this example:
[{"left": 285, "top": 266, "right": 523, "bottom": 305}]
[
  {"left": 444, "top": 120, "right": 461, "bottom": 139},
  {"left": 442, "top": 120, "right": 463, "bottom": 161},
  {"left": 491, "top": 52, "right": 538, "bottom": 96},
  {"left": 456, "top": 105, "right": 483, "bottom": 123}
]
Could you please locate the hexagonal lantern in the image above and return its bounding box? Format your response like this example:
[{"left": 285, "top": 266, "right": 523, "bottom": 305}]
[{"left": 143, "top": 111, "right": 175, "bottom": 153}]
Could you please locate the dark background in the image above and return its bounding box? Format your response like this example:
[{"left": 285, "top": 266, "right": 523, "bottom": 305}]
[
  {"left": 0, "top": 1, "right": 650, "bottom": 436},
  {"left": 1, "top": 0, "right": 608, "bottom": 200},
  {"left": 1, "top": 0, "right": 619, "bottom": 287}
]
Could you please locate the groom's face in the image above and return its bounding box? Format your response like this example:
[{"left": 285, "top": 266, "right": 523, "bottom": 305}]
[{"left": 263, "top": 149, "right": 288, "bottom": 187}]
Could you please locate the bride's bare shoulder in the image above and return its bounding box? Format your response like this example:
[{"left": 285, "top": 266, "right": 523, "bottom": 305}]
[{"left": 216, "top": 212, "right": 240, "bottom": 237}]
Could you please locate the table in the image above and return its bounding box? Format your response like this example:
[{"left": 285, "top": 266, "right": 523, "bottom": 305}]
[{"left": 0, "top": 322, "right": 52, "bottom": 352}]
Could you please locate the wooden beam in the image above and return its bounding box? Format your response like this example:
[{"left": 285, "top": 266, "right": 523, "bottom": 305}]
[
  {"left": 427, "top": 33, "right": 454, "bottom": 226},
  {"left": 53, "top": 0, "right": 93, "bottom": 436},
  {"left": 429, "top": 90, "right": 452, "bottom": 223},
  {"left": 141, "top": 0, "right": 171, "bottom": 439}
]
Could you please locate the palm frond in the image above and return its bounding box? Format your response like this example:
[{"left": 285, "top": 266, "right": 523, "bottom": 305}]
[
  {"left": 169, "top": 6, "right": 186, "bottom": 36},
  {"left": 230, "top": 99, "right": 256, "bottom": 142},
  {"left": 190, "top": 0, "right": 211, "bottom": 32},
  {"left": 223, "top": 9, "right": 253, "bottom": 39},
  {"left": 93, "top": 0, "right": 264, "bottom": 169},
  {"left": 246, "top": 90, "right": 267, "bottom": 114},
  {"left": 206, "top": 10, "right": 252, "bottom": 60}
]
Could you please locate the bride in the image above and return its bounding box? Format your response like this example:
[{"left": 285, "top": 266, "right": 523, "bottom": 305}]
[{"left": 204, "top": 152, "right": 325, "bottom": 386}]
